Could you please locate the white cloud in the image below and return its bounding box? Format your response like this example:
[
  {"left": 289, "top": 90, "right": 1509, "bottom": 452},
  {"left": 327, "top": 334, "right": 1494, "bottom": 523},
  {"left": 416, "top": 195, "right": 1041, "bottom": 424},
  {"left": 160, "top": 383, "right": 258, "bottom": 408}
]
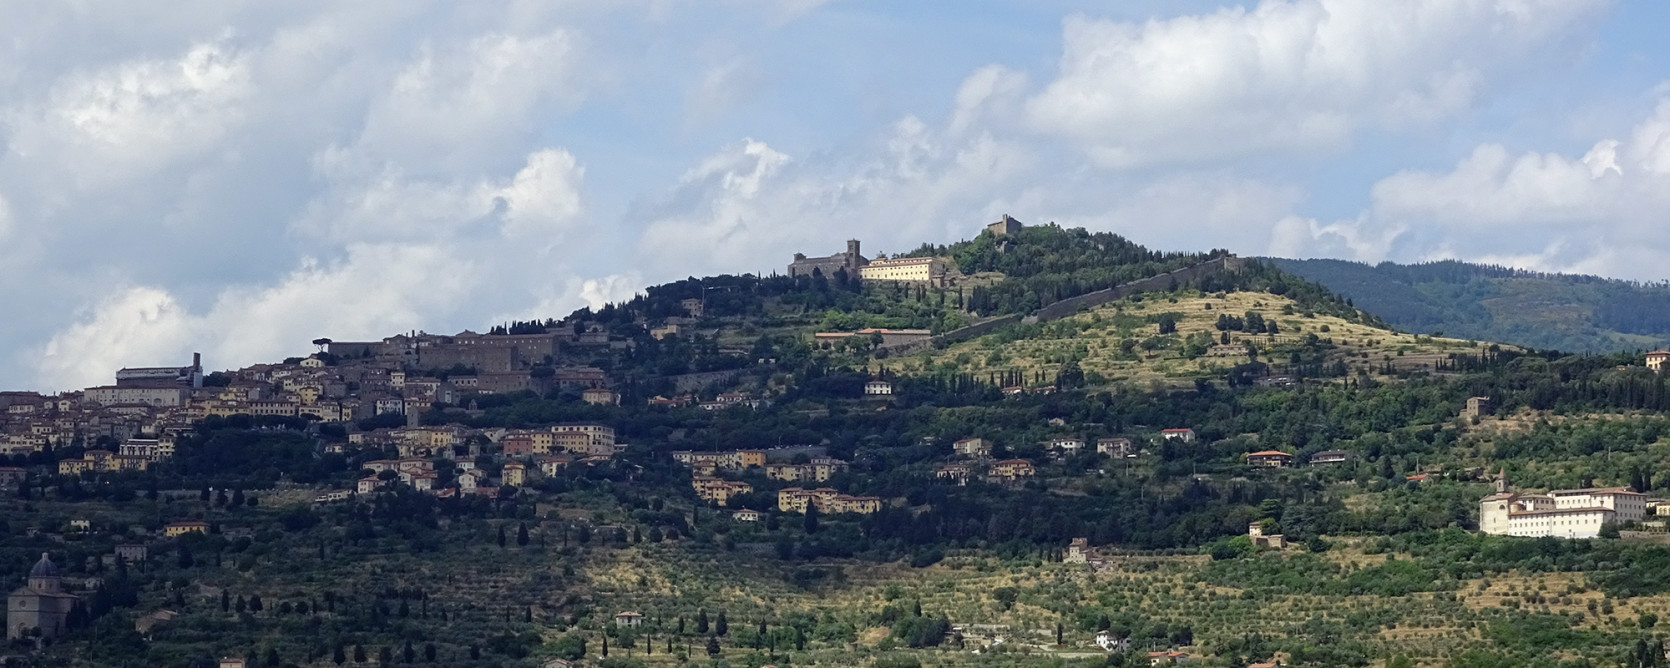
[
  {"left": 1275, "top": 96, "right": 1670, "bottom": 278},
  {"left": 354, "top": 30, "right": 587, "bottom": 169},
  {"left": 1024, "top": 0, "right": 1606, "bottom": 167},
  {"left": 634, "top": 118, "right": 1036, "bottom": 281},
  {"left": 5, "top": 41, "right": 253, "bottom": 185}
]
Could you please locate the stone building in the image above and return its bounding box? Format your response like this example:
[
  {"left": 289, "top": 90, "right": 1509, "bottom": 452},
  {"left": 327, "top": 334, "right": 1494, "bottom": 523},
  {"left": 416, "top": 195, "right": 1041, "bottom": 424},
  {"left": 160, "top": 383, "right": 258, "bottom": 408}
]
[
  {"left": 788, "top": 240, "right": 868, "bottom": 279},
  {"left": 986, "top": 214, "right": 1023, "bottom": 237},
  {"left": 8, "top": 553, "right": 78, "bottom": 641}
]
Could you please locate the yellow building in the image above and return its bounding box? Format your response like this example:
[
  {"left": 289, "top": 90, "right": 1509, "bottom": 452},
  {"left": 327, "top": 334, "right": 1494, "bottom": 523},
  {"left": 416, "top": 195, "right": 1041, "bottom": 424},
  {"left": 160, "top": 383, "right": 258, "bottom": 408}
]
[
  {"left": 165, "top": 521, "right": 210, "bottom": 537},
  {"left": 859, "top": 256, "right": 944, "bottom": 284}
]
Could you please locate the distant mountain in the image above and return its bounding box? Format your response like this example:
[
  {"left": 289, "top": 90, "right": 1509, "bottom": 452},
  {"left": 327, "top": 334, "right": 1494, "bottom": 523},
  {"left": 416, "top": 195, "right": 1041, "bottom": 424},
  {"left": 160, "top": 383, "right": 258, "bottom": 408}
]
[{"left": 1267, "top": 258, "right": 1670, "bottom": 353}]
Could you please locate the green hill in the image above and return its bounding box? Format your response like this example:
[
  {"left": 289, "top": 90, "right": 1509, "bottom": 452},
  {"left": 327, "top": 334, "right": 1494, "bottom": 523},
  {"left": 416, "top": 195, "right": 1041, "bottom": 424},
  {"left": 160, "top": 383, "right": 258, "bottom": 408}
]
[{"left": 1268, "top": 258, "right": 1670, "bottom": 353}]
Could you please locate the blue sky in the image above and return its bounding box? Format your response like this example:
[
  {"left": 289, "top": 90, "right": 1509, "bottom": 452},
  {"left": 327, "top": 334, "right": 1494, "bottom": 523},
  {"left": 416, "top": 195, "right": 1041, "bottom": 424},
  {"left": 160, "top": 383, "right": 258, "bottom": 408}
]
[{"left": 3, "top": 0, "right": 1668, "bottom": 391}]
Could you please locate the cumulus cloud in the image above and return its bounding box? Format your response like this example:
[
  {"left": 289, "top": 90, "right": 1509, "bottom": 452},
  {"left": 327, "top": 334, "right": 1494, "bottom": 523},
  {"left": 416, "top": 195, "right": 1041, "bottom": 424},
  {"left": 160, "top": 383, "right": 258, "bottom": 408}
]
[
  {"left": 1273, "top": 96, "right": 1670, "bottom": 278},
  {"left": 32, "top": 140, "right": 599, "bottom": 390},
  {"left": 633, "top": 117, "right": 1037, "bottom": 282},
  {"left": 1024, "top": 0, "right": 1606, "bottom": 166},
  {"left": 5, "top": 40, "right": 253, "bottom": 185}
]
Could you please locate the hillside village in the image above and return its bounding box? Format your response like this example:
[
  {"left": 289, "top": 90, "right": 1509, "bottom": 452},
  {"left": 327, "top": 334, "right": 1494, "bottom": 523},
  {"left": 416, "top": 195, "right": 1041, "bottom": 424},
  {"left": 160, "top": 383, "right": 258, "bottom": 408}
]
[{"left": 9, "top": 221, "right": 1670, "bottom": 666}]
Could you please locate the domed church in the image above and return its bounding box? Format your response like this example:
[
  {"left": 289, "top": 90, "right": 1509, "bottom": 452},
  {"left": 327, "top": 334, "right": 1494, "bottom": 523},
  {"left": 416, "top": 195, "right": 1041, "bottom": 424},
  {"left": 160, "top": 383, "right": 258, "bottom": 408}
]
[{"left": 8, "top": 553, "right": 78, "bottom": 641}]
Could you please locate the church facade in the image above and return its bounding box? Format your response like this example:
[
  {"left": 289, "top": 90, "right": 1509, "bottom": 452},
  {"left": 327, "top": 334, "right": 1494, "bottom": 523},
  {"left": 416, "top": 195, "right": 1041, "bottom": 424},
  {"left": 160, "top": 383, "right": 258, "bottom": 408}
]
[{"left": 8, "top": 553, "right": 77, "bottom": 641}]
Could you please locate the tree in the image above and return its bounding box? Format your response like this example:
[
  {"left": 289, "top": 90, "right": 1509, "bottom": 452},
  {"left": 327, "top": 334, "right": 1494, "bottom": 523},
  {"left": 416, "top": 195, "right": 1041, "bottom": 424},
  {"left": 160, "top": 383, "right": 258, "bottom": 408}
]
[
  {"left": 354, "top": 645, "right": 367, "bottom": 663},
  {"left": 249, "top": 594, "right": 263, "bottom": 613},
  {"left": 1642, "top": 612, "right": 1659, "bottom": 629},
  {"left": 706, "top": 635, "right": 721, "bottom": 657},
  {"left": 602, "top": 634, "right": 609, "bottom": 658},
  {"left": 1601, "top": 522, "right": 1622, "bottom": 539},
  {"left": 378, "top": 646, "right": 392, "bottom": 665},
  {"left": 697, "top": 609, "right": 709, "bottom": 634},
  {"left": 803, "top": 504, "right": 819, "bottom": 534},
  {"left": 221, "top": 589, "right": 231, "bottom": 612},
  {"left": 333, "top": 643, "right": 346, "bottom": 665},
  {"left": 402, "top": 640, "right": 415, "bottom": 663},
  {"left": 716, "top": 611, "right": 729, "bottom": 636},
  {"left": 497, "top": 524, "right": 507, "bottom": 548},
  {"left": 264, "top": 648, "right": 280, "bottom": 667},
  {"left": 517, "top": 523, "right": 530, "bottom": 547},
  {"left": 178, "top": 545, "right": 195, "bottom": 569},
  {"left": 424, "top": 644, "right": 436, "bottom": 662}
]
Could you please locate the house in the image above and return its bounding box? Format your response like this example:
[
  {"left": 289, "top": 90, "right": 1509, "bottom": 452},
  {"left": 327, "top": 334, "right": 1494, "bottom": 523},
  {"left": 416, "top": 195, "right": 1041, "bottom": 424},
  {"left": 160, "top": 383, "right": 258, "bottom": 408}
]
[
  {"left": 1405, "top": 473, "right": 1430, "bottom": 484},
  {"left": 1051, "top": 437, "right": 1085, "bottom": 455},
  {"left": 1095, "top": 630, "right": 1128, "bottom": 652},
  {"left": 1001, "top": 386, "right": 1025, "bottom": 396},
  {"left": 1248, "top": 662, "right": 1284, "bottom": 668},
  {"left": 732, "top": 509, "right": 763, "bottom": 522},
  {"left": 581, "top": 388, "right": 619, "bottom": 406},
  {"left": 1097, "top": 438, "right": 1134, "bottom": 457},
  {"left": 935, "top": 463, "right": 971, "bottom": 485},
  {"left": 219, "top": 658, "right": 247, "bottom": 668},
  {"left": 114, "top": 544, "right": 147, "bottom": 563},
  {"left": 1464, "top": 396, "right": 1493, "bottom": 418},
  {"left": 989, "top": 459, "right": 1035, "bottom": 481},
  {"left": 1148, "top": 651, "right": 1190, "bottom": 666},
  {"left": 1309, "top": 449, "right": 1349, "bottom": 465},
  {"left": 164, "top": 521, "right": 209, "bottom": 537},
  {"left": 502, "top": 462, "right": 527, "bottom": 487},
  {"left": 614, "top": 611, "right": 644, "bottom": 628},
  {"left": 1159, "top": 428, "right": 1196, "bottom": 443},
  {"left": 864, "top": 381, "right": 894, "bottom": 396},
  {"left": 1244, "top": 450, "right": 1293, "bottom": 468},
  {"left": 1649, "top": 350, "right": 1669, "bottom": 372},
  {"left": 691, "top": 477, "right": 753, "bottom": 505},
  {"left": 1065, "top": 537, "right": 1091, "bottom": 564},
  {"left": 777, "top": 487, "right": 883, "bottom": 514},
  {"left": 313, "top": 490, "right": 351, "bottom": 504},
  {"left": 953, "top": 438, "right": 992, "bottom": 458},
  {"left": 357, "top": 476, "right": 383, "bottom": 495},
  {"left": 1248, "top": 523, "right": 1285, "bottom": 549}
]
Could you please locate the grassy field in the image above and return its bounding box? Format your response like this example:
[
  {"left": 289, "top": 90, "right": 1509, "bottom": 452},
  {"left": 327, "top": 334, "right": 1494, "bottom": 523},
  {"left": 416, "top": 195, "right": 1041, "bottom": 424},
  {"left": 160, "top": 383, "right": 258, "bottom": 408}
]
[{"left": 877, "top": 290, "right": 1495, "bottom": 389}]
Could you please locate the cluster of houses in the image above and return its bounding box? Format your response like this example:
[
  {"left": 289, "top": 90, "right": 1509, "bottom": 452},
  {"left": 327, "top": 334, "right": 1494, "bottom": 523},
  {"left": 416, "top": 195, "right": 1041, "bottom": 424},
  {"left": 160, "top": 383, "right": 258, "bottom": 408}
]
[
  {"left": 0, "top": 332, "right": 623, "bottom": 469},
  {"left": 672, "top": 447, "right": 880, "bottom": 514}
]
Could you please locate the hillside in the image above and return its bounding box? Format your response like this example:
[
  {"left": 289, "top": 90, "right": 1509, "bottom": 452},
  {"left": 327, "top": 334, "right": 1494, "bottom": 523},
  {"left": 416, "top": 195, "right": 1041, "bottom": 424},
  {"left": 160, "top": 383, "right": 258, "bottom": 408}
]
[
  {"left": 1268, "top": 257, "right": 1670, "bottom": 353},
  {"left": 13, "top": 222, "right": 1670, "bottom": 667}
]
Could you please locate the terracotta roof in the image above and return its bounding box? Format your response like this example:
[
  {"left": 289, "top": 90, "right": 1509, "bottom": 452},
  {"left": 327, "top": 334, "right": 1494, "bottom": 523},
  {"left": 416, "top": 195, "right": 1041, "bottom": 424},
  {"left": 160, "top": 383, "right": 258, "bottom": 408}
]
[{"left": 1550, "top": 487, "right": 1643, "bottom": 496}]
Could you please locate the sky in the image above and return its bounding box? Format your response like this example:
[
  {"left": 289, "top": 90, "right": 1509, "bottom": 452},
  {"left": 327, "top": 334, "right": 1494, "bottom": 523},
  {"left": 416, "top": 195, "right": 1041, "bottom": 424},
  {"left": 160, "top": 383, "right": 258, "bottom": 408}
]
[{"left": 4, "top": 0, "right": 1670, "bottom": 392}]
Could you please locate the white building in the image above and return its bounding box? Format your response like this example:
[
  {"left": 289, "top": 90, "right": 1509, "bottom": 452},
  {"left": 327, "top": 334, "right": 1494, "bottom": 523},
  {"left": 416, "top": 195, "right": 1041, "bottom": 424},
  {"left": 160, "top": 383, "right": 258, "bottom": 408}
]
[
  {"left": 864, "top": 381, "right": 893, "bottom": 396},
  {"left": 1479, "top": 475, "right": 1644, "bottom": 539}
]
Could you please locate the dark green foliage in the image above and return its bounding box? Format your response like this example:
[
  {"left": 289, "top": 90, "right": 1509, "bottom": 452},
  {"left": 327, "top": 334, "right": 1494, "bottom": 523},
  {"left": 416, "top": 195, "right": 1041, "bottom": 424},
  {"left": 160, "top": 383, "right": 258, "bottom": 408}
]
[{"left": 1272, "top": 257, "right": 1670, "bottom": 352}]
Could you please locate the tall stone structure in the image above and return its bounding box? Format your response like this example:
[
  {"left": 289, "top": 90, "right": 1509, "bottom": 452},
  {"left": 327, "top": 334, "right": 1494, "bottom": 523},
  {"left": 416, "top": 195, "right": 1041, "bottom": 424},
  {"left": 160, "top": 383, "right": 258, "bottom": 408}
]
[
  {"left": 8, "top": 553, "right": 78, "bottom": 641},
  {"left": 787, "top": 240, "right": 868, "bottom": 279}
]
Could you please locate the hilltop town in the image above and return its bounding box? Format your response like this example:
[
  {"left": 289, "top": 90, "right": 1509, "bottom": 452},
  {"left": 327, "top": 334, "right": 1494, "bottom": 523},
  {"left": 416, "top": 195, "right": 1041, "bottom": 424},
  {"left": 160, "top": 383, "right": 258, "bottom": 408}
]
[{"left": 9, "top": 220, "right": 1670, "bottom": 667}]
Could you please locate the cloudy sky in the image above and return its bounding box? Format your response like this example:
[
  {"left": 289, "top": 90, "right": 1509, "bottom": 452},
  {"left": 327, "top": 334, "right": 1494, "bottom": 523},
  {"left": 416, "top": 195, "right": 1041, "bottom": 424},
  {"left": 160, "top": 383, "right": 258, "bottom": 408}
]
[{"left": 4, "top": 0, "right": 1669, "bottom": 391}]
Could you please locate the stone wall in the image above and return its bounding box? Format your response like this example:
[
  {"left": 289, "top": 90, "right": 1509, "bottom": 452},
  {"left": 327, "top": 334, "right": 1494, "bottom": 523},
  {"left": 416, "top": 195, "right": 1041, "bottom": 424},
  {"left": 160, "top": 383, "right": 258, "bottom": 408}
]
[{"left": 1029, "top": 256, "right": 1241, "bottom": 322}]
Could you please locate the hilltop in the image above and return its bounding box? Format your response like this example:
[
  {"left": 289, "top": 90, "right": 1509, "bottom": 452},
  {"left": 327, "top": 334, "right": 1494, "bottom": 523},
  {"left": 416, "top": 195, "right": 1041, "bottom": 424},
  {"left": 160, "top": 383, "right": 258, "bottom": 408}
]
[
  {"left": 1269, "top": 257, "right": 1670, "bottom": 354},
  {"left": 10, "top": 219, "right": 1670, "bottom": 667}
]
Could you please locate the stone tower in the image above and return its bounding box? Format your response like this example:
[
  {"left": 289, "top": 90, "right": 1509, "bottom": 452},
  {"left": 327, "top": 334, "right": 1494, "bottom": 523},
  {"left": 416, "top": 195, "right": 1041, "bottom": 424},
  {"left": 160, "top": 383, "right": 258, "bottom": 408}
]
[{"left": 8, "top": 553, "right": 78, "bottom": 641}]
